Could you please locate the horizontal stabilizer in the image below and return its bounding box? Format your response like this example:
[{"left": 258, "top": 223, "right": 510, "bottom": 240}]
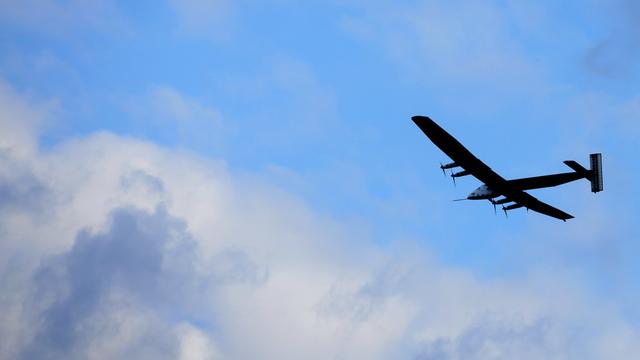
[{"left": 563, "top": 160, "right": 588, "bottom": 175}]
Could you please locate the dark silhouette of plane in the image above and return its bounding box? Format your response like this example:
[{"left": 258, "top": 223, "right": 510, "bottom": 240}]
[{"left": 412, "top": 116, "right": 603, "bottom": 221}]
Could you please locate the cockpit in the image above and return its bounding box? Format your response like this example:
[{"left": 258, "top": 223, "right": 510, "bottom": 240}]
[{"left": 467, "top": 185, "right": 495, "bottom": 200}]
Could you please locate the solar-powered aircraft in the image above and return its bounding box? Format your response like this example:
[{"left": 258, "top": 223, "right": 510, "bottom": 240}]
[{"left": 412, "top": 116, "right": 603, "bottom": 221}]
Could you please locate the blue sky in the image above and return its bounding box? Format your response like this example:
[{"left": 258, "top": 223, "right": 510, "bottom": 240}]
[{"left": 1, "top": 1, "right": 640, "bottom": 358}]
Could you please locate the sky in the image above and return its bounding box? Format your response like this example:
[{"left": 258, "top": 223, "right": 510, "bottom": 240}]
[{"left": 1, "top": 0, "right": 639, "bottom": 359}]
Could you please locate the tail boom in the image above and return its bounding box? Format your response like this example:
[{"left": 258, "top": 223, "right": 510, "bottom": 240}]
[{"left": 507, "top": 154, "right": 603, "bottom": 192}]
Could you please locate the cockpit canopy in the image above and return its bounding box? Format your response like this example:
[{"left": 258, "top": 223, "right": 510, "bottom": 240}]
[{"left": 467, "top": 185, "right": 495, "bottom": 200}]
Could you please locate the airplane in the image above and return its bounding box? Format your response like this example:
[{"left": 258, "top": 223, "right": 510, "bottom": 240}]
[{"left": 412, "top": 116, "right": 603, "bottom": 221}]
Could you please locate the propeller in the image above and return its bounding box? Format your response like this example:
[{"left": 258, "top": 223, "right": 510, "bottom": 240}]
[
  {"left": 501, "top": 203, "right": 524, "bottom": 218},
  {"left": 440, "top": 162, "right": 458, "bottom": 177},
  {"left": 489, "top": 199, "right": 497, "bottom": 215},
  {"left": 451, "top": 174, "right": 456, "bottom": 187}
]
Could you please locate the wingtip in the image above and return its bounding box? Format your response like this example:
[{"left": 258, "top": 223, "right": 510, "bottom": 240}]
[
  {"left": 411, "top": 115, "right": 432, "bottom": 123},
  {"left": 411, "top": 116, "right": 436, "bottom": 130}
]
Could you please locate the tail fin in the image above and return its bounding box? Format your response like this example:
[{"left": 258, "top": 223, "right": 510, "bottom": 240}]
[
  {"left": 590, "top": 153, "right": 603, "bottom": 193},
  {"left": 563, "top": 154, "right": 603, "bottom": 193}
]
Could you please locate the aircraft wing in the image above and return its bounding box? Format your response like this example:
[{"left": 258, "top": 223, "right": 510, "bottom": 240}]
[
  {"left": 411, "top": 116, "right": 506, "bottom": 185},
  {"left": 501, "top": 189, "right": 574, "bottom": 221},
  {"left": 412, "top": 115, "right": 574, "bottom": 221}
]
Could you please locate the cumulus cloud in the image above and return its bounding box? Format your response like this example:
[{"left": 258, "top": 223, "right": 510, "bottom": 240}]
[
  {"left": 1, "top": 81, "right": 640, "bottom": 359},
  {"left": 21, "top": 206, "right": 215, "bottom": 360},
  {"left": 0, "top": 85, "right": 50, "bottom": 215},
  {"left": 0, "top": 80, "right": 52, "bottom": 156}
]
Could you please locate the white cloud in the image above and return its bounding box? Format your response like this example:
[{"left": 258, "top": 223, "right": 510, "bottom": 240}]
[
  {"left": 177, "top": 323, "right": 221, "bottom": 360},
  {"left": 0, "top": 80, "right": 53, "bottom": 157},
  {"left": 1, "top": 81, "right": 640, "bottom": 359}
]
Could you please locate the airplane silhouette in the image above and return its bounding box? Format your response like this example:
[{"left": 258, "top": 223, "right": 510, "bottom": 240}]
[{"left": 412, "top": 116, "right": 603, "bottom": 221}]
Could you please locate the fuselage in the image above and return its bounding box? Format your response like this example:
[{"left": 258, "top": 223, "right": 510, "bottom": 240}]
[{"left": 467, "top": 184, "right": 498, "bottom": 200}]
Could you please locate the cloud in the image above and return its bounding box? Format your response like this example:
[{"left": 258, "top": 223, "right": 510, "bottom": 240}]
[
  {"left": 0, "top": 83, "right": 52, "bottom": 216},
  {"left": 20, "top": 206, "right": 222, "bottom": 360},
  {"left": 0, "top": 150, "right": 49, "bottom": 215},
  {"left": 1, "top": 80, "right": 640, "bottom": 359},
  {"left": 415, "top": 318, "right": 559, "bottom": 360},
  {"left": 0, "top": 80, "right": 53, "bottom": 156}
]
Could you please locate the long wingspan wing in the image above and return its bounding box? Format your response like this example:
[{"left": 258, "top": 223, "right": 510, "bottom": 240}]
[
  {"left": 412, "top": 115, "right": 574, "bottom": 221},
  {"left": 412, "top": 116, "right": 506, "bottom": 185},
  {"left": 502, "top": 190, "right": 574, "bottom": 221}
]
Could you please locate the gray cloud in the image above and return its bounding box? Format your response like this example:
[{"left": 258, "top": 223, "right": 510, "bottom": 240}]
[
  {"left": 21, "top": 206, "right": 201, "bottom": 359},
  {"left": 0, "top": 150, "right": 49, "bottom": 215},
  {"left": 120, "top": 169, "right": 165, "bottom": 195},
  {"left": 415, "top": 318, "right": 563, "bottom": 360},
  {"left": 14, "top": 202, "right": 267, "bottom": 359}
]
